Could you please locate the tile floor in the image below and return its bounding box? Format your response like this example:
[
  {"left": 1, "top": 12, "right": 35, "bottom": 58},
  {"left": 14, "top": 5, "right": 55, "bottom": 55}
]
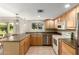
[{"left": 26, "top": 46, "right": 55, "bottom": 55}]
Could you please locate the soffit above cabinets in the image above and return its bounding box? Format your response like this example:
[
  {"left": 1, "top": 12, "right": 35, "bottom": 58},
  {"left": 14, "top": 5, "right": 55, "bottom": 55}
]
[{"left": 0, "top": 3, "right": 78, "bottom": 20}]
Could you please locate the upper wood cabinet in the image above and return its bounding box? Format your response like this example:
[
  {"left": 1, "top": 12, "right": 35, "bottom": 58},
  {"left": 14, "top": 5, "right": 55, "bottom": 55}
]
[
  {"left": 54, "top": 17, "right": 66, "bottom": 30},
  {"left": 45, "top": 20, "right": 50, "bottom": 29},
  {"left": 54, "top": 19, "right": 58, "bottom": 28},
  {"left": 45, "top": 20, "right": 55, "bottom": 29},
  {"left": 54, "top": 18, "right": 61, "bottom": 28},
  {"left": 54, "top": 5, "right": 79, "bottom": 30},
  {"left": 60, "top": 15, "right": 66, "bottom": 22},
  {"left": 66, "top": 8, "right": 76, "bottom": 29}
]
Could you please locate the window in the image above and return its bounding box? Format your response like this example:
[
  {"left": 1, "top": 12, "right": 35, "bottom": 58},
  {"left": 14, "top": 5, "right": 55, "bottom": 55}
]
[
  {"left": 32, "top": 22, "right": 43, "bottom": 30},
  {"left": 0, "top": 23, "right": 7, "bottom": 36}
]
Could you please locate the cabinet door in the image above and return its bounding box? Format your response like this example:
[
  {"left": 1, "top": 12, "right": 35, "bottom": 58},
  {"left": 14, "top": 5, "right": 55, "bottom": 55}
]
[
  {"left": 49, "top": 20, "right": 55, "bottom": 29},
  {"left": 31, "top": 34, "right": 43, "bottom": 46},
  {"left": 54, "top": 19, "right": 58, "bottom": 28},
  {"left": 61, "top": 41, "right": 75, "bottom": 55},
  {"left": 24, "top": 36, "right": 30, "bottom": 54},
  {"left": 45, "top": 20, "right": 50, "bottom": 29},
  {"left": 45, "top": 20, "right": 55, "bottom": 29},
  {"left": 20, "top": 40, "right": 25, "bottom": 55},
  {"left": 66, "top": 8, "right": 76, "bottom": 29},
  {"left": 55, "top": 18, "right": 61, "bottom": 29},
  {"left": 31, "top": 37, "right": 42, "bottom": 46},
  {"left": 31, "top": 37, "right": 36, "bottom": 45},
  {"left": 24, "top": 38, "right": 28, "bottom": 54},
  {"left": 36, "top": 35, "right": 43, "bottom": 45},
  {"left": 27, "top": 36, "right": 30, "bottom": 48},
  {"left": 20, "top": 45, "right": 25, "bottom": 55}
]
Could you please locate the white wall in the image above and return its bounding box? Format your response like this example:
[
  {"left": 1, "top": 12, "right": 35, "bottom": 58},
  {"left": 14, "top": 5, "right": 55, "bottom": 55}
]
[{"left": 19, "top": 19, "right": 29, "bottom": 33}]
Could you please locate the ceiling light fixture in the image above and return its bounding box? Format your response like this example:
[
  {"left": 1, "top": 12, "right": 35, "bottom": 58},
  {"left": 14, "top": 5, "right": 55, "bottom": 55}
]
[
  {"left": 37, "top": 9, "right": 44, "bottom": 13},
  {"left": 65, "top": 4, "right": 70, "bottom": 8}
]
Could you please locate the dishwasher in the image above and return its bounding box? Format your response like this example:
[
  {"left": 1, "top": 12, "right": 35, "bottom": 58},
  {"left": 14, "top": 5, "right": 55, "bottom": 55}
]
[{"left": 43, "top": 34, "right": 52, "bottom": 46}]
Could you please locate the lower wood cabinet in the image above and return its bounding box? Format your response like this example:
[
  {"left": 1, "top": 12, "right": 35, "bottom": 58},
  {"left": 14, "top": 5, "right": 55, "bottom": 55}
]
[
  {"left": 31, "top": 36, "right": 43, "bottom": 46},
  {"left": 20, "top": 41, "right": 25, "bottom": 55},
  {"left": 20, "top": 35, "right": 30, "bottom": 55},
  {"left": 25, "top": 37, "right": 30, "bottom": 53},
  {"left": 59, "top": 39, "right": 75, "bottom": 55},
  {"left": 37, "top": 36, "right": 43, "bottom": 45},
  {"left": 31, "top": 33, "right": 43, "bottom": 46},
  {"left": 30, "top": 33, "right": 52, "bottom": 46}
]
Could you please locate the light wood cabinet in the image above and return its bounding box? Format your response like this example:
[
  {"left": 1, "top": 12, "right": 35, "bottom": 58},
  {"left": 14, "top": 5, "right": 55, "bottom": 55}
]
[
  {"left": 54, "top": 18, "right": 60, "bottom": 28},
  {"left": 54, "top": 19, "right": 58, "bottom": 28},
  {"left": 45, "top": 20, "right": 50, "bottom": 29},
  {"left": 24, "top": 37, "right": 30, "bottom": 54},
  {"left": 55, "top": 17, "right": 66, "bottom": 29},
  {"left": 45, "top": 20, "right": 55, "bottom": 29},
  {"left": 59, "top": 40, "right": 75, "bottom": 55},
  {"left": 66, "top": 8, "right": 76, "bottom": 29},
  {"left": 60, "top": 15, "right": 65, "bottom": 22},
  {"left": 20, "top": 40, "right": 25, "bottom": 55},
  {"left": 31, "top": 36, "right": 37, "bottom": 45},
  {"left": 31, "top": 33, "right": 43, "bottom": 46},
  {"left": 54, "top": 5, "right": 79, "bottom": 30},
  {"left": 20, "top": 35, "right": 30, "bottom": 55}
]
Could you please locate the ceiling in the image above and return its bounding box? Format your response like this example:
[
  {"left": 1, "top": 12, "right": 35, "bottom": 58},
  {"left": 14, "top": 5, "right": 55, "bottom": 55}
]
[{"left": 0, "top": 3, "right": 78, "bottom": 20}]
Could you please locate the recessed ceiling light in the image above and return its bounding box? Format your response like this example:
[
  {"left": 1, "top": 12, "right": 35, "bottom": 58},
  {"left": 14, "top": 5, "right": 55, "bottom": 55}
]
[
  {"left": 65, "top": 4, "right": 70, "bottom": 8},
  {"left": 37, "top": 15, "right": 40, "bottom": 17}
]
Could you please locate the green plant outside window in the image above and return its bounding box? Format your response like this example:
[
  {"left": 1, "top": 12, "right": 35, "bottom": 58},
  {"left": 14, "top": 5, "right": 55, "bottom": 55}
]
[{"left": 0, "top": 23, "right": 14, "bottom": 36}]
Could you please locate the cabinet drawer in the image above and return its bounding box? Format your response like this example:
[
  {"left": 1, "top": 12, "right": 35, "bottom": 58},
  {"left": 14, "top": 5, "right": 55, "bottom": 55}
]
[
  {"left": 20, "top": 39, "right": 25, "bottom": 46},
  {"left": 19, "top": 45, "right": 25, "bottom": 55}
]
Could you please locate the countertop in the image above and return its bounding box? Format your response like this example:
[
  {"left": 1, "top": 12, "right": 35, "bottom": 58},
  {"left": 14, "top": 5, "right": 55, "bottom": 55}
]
[
  {"left": 61, "top": 38, "right": 76, "bottom": 49},
  {"left": 0, "top": 34, "right": 30, "bottom": 42},
  {"left": 26, "top": 32, "right": 62, "bottom": 35},
  {"left": 0, "top": 32, "right": 61, "bottom": 42}
]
